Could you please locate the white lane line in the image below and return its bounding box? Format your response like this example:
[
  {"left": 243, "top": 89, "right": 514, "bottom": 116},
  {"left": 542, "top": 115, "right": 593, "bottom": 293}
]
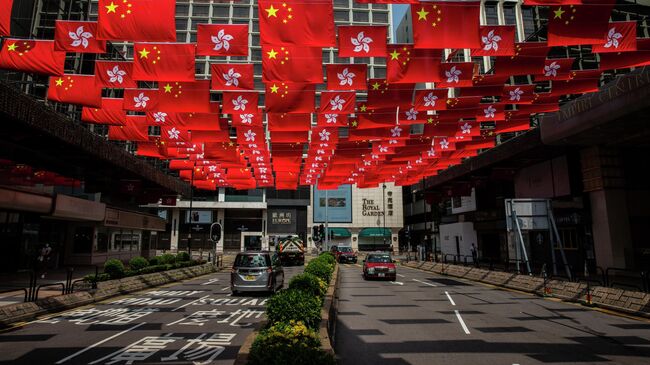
[
  {"left": 412, "top": 278, "right": 437, "bottom": 287},
  {"left": 221, "top": 286, "right": 230, "bottom": 291},
  {"left": 445, "top": 291, "right": 456, "bottom": 306},
  {"left": 171, "top": 295, "right": 210, "bottom": 311},
  {"left": 455, "top": 310, "right": 471, "bottom": 335},
  {"left": 389, "top": 281, "right": 404, "bottom": 286},
  {"left": 397, "top": 274, "right": 405, "bottom": 278},
  {"left": 55, "top": 322, "right": 146, "bottom": 364}
]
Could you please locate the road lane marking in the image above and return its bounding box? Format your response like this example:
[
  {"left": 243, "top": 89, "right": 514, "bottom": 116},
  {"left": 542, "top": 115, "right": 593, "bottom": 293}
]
[
  {"left": 171, "top": 295, "right": 210, "bottom": 311},
  {"left": 389, "top": 281, "right": 404, "bottom": 286},
  {"left": 55, "top": 322, "right": 146, "bottom": 364},
  {"left": 201, "top": 278, "right": 220, "bottom": 285},
  {"left": 445, "top": 291, "right": 456, "bottom": 306},
  {"left": 397, "top": 274, "right": 405, "bottom": 278},
  {"left": 221, "top": 286, "right": 230, "bottom": 291},
  {"left": 455, "top": 310, "right": 470, "bottom": 335},
  {"left": 412, "top": 278, "right": 437, "bottom": 287}
]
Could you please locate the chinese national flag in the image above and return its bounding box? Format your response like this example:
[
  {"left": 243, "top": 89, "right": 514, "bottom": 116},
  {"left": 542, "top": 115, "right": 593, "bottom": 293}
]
[
  {"left": 133, "top": 43, "right": 196, "bottom": 82},
  {"left": 471, "top": 25, "right": 516, "bottom": 56},
  {"left": 258, "top": 0, "right": 335, "bottom": 46},
  {"left": 319, "top": 91, "right": 355, "bottom": 114},
  {"left": 190, "top": 130, "right": 230, "bottom": 143},
  {"left": 222, "top": 91, "right": 259, "bottom": 114},
  {"left": 326, "top": 64, "right": 367, "bottom": 91},
  {"left": 81, "top": 98, "right": 126, "bottom": 125},
  {"left": 0, "top": 39, "right": 65, "bottom": 75},
  {"left": 123, "top": 88, "right": 159, "bottom": 111},
  {"left": 262, "top": 45, "right": 322, "bottom": 84},
  {"left": 495, "top": 118, "right": 531, "bottom": 134},
  {"left": 158, "top": 81, "right": 211, "bottom": 113},
  {"left": 412, "top": 2, "right": 481, "bottom": 49},
  {"left": 267, "top": 113, "right": 312, "bottom": 131},
  {"left": 592, "top": 21, "right": 637, "bottom": 53},
  {"left": 387, "top": 45, "right": 442, "bottom": 83},
  {"left": 366, "top": 79, "right": 414, "bottom": 109},
  {"left": 47, "top": 75, "right": 102, "bottom": 107},
  {"left": 414, "top": 89, "right": 448, "bottom": 111},
  {"left": 211, "top": 63, "right": 254, "bottom": 91},
  {"left": 108, "top": 119, "right": 149, "bottom": 142},
  {"left": 494, "top": 42, "right": 549, "bottom": 76},
  {"left": 547, "top": 2, "right": 615, "bottom": 46},
  {"left": 599, "top": 39, "right": 650, "bottom": 70},
  {"left": 0, "top": 0, "right": 12, "bottom": 36},
  {"left": 182, "top": 114, "right": 223, "bottom": 131},
  {"left": 54, "top": 21, "right": 106, "bottom": 54},
  {"left": 95, "top": 61, "right": 137, "bottom": 88},
  {"left": 97, "top": 0, "right": 175, "bottom": 42},
  {"left": 264, "top": 82, "right": 315, "bottom": 113},
  {"left": 136, "top": 142, "right": 167, "bottom": 159},
  {"left": 196, "top": 24, "right": 248, "bottom": 56},
  {"left": 338, "top": 26, "right": 388, "bottom": 58}
]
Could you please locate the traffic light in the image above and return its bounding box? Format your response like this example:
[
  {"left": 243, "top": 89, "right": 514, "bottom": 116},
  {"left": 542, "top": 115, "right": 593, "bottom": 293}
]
[
  {"left": 312, "top": 226, "right": 320, "bottom": 242},
  {"left": 319, "top": 224, "right": 325, "bottom": 241}
]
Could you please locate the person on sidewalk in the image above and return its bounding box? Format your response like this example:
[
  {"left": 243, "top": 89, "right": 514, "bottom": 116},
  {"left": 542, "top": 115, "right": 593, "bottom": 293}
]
[
  {"left": 470, "top": 243, "right": 478, "bottom": 267},
  {"left": 37, "top": 243, "right": 52, "bottom": 279}
]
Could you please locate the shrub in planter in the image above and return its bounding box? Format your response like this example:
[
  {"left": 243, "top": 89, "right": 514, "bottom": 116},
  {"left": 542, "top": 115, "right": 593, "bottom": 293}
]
[
  {"left": 148, "top": 256, "right": 160, "bottom": 266},
  {"left": 158, "top": 253, "right": 176, "bottom": 265},
  {"left": 248, "top": 321, "right": 335, "bottom": 365},
  {"left": 129, "top": 256, "right": 149, "bottom": 271},
  {"left": 83, "top": 273, "right": 110, "bottom": 283},
  {"left": 103, "top": 259, "right": 125, "bottom": 279},
  {"left": 304, "top": 260, "right": 334, "bottom": 284},
  {"left": 266, "top": 289, "right": 321, "bottom": 329},
  {"left": 176, "top": 252, "right": 190, "bottom": 262},
  {"left": 288, "top": 273, "right": 327, "bottom": 299},
  {"left": 318, "top": 252, "right": 336, "bottom": 266}
]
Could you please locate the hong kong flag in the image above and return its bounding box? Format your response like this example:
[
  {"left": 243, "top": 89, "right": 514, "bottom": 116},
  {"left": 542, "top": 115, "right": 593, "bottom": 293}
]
[
  {"left": 262, "top": 45, "right": 322, "bottom": 84},
  {"left": 503, "top": 85, "right": 536, "bottom": 104},
  {"left": 438, "top": 62, "right": 476, "bottom": 88},
  {"left": 317, "top": 113, "right": 349, "bottom": 127},
  {"left": 47, "top": 75, "right": 102, "bottom": 107},
  {"left": 197, "top": 24, "right": 248, "bottom": 56},
  {"left": 97, "top": 0, "right": 175, "bottom": 42},
  {"left": 123, "top": 88, "right": 159, "bottom": 111},
  {"left": 536, "top": 58, "right": 575, "bottom": 81},
  {"left": 158, "top": 81, "right": 211, "bottom": 113},
  {"left": 222, "top": 91, "right": 259, "bottom": 114},
  {"left": 414, "top": 89, "right": 448, "bottom": 111},
  {"left": 211, "top": 63, "right": 254, "bottom": 91},
  {"left": 258, "top": 0, "right": 335, "bottom": 46},
  {"left": 81, "top": 98, "right": 126, "bottom": 125},
  {"left": 133, "top": 43, "right": 196, "bottom": 82},
  {"left": 338, "top": 26, "right": 387, "bottom": 58},
  {"left": 319, "top": 91, "right": 355, "bottom": 114},
  {"left": 476, "top": 103, "right": 506, "bottom": 121},
  {"left": 233, "top": 112, "right": 263, "bottom": 128},
  {"left": 412, "top": 1, "right": 481, "bottom": 49},
  {"left": 264, "top": 82, "right": 315, "bottom": 113},
  {"left": 0, "top": 39, "right": 65, "bottom": 75},
  {"left": 0, "top": 0, "right": 12, "bottom": 36},
  {"left": 387, "top": 45, "right": 442, "bottom": 83},
  {"left": 95, "top": 61, "right": 137, "bottom": 88},
  {"left": 472, "top": 25, "right": 516, "bottom": 57},
  {"left": 326, "top": 64, "right": 367, "bottom": 91},
  {"left": 547, "top": 2, "right": 615, "bottom": 46},
  {"left": 592, "top": 21, "right": 637, "bottom": 53},
  {"left": 54, "top": 21, "right": 106, "bottom": 53}
]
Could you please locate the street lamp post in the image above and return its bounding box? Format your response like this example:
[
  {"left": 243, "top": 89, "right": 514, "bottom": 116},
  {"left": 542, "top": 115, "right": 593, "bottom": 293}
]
[
  {"left": 187, "top": 167, "right": 195, "bottom": 256},
  {"left": 382, "top": 184, "right": 386, "bottom": 247}
]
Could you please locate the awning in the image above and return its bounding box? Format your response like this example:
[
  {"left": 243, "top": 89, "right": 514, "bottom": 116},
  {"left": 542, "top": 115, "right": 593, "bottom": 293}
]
[
  {"left": 358, "top": 228, "right": 391, "bottom": 238},
  {"left": 329, "top": 227, "right": 351, "bottom": 238}
]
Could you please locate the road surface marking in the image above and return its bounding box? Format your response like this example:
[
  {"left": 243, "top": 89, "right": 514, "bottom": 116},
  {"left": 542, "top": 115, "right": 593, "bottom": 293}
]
[
  {"left": 55, "top": 322, "right": 146, "bottom": 364},
  {"left": 201, "top": 278, "right": 220, "bottom": 285},
  {"left": 397, "top": 274, "right": 405, "bottom": 278},
  {"left": 412, "top": 278, "right": 437, "bottom": 287},
  {"left": 455, "top": 310, "right": 470, "bottom": 334},
  {"left": 445, "top": 291, "right": 456, "bottom": 306},
  {"left": 171, "top": 295, "right": 210, "bottom": 311},
  {"left": 389, "top": 281, "right": 404, "bottom": 286},
  {"left": 221, "top": 286, "right": 230, "bottom": 291}
]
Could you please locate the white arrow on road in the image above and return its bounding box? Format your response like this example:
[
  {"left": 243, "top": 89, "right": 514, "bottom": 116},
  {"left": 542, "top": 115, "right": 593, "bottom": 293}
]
[{"left": 389, "top": 281, "right": 404, "bottom": 286}]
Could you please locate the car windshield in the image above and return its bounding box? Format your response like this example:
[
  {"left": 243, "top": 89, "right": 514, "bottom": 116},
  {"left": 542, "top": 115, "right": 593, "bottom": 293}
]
[
  {"left": 234, "top": 254, "right": 270, "bottom": 267},
  {"left": 339, "top": 247, "right": 353, "bottom": 253},
  {"left": 367, "top": 255, "right": 391, "bottom": 263}
]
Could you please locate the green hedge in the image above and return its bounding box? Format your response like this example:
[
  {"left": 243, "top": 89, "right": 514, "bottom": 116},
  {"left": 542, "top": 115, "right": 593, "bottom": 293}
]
[
  {"left": 266, "top": 288, "right": 322, "bottom": 330},
  {"left": 129, "top": 256, "right": 149, "bottom": 271},
  {"left": 288, "top": 273, "right": 327, "bottom": 299},
  {"left": 104, "top": 259, "right": 125, "bottom": 279},
  {"left": 304, "top": 259, "right": 334, "bottom": 284},
  {"left": 248, "top": 321, "right": 335, "bottom": 365},
  {"left": 83, "top": 255, "right": 204, "bottom": 284},
  {"left": 158, "top": 253, "right": 176, "bottom": 265},
  {"left": 176, "top": 252, "right": 190, "bottom": 262}
]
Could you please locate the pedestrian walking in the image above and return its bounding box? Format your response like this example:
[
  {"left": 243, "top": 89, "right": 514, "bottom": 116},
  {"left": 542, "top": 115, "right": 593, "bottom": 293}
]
[
  {"left": 470, "top": 243, "right": 478, "bottom": 267},
  {"left": 37, "top": 243, "right": 52, "bottom": 279}
]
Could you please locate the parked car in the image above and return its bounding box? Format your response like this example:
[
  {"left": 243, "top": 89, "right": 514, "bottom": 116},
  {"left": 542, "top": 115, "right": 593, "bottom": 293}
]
[
  {"left": 231, "top": 251, "right": 284, "bottom": 294},
  {"left": 363, "top": 252, "right": 397, "bottom": 281},
  {"left": 334, "top": 246, "right": 358, "bottom": 264}
]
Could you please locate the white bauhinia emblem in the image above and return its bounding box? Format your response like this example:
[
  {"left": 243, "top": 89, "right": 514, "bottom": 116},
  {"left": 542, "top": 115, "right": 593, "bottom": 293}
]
[
  {"left": 364, "top": 160, "right": 371, "bottom": 166},
  {"left": 153, "top": 112, "right": 167, "bottom": 123},
  {"left": 319, "top": 129, "right": 331, "bottom": 141},
  {"left": 133, "top": 93, "right": 149, "bottom": 108},
  {"left": 424, "top": 92, "right": 438, "bottom": 107},
  {"left": 212, "top": 29, "right": 234, "bottom": 51},
  {"left": 244, "top": 129, "right": 256, "bottom": 142},
  {"left": 440, "top": 139, "right": 450, "bottom": 149},
  {"left": 604, "top": 27, "right": 623, "bottom": 49},
  {"left": 168, "top": 127, "right": 180, "bottom": 140},
  {"left": 324, "top": 114, "right": 338, "bottom": 124},
  {"left": 391, "top": 125, "right": 402, "bottom": 137},
  {"left": 416, "top": 158, "right": 423, "bottom": 164},
  {"left": 330, "top": 95, "right": 345, "bottom": 111},
  {"left": 69, "top": 25, "right": 93, "bottom": 49},
  {"left": 209, "top": 165, "right": 217, "bottom": 172},
  {"left": 232, "top": 95, "right": 248, "bottom": 111},
  {"left": 509, "top": 87, "right": 523, "bottom": 101},
  {"left": 461, "top": 122, "right": 472, "bottom": 134},
  {"left": 240, "top": 114, "right": 253, "bottom": 124},
  {"left": 484, "top": 105, "right": 496, "bottom": 118},
  {"left": 481, "top": 29, "right": 501, "bottom": 52},
  {"left": 351, "top": 31, "right": 373, "bottom": 53},
  {"left": 223, "top": 68, "right": 241, "bottom": 87},
  {"left": 259, "top": 167, "right": 268, "bottom": 174},
  {"left": 379, "top": 146, "right": 388, "bottom": 153},
  {"left": 544, "top": 61, "right": 560, "bottom": 77},
  {"left": 445, "top": 66, "right": 462, "bottom": 83},
  {"left": 107, "top": 65, "right": 126, "bottom": 84},
  {"left": 389, "top": 139, "right": 398, "bottom": 145},
  {"left": 405, "top": 108, "right": 418, "bottom": 121},
  {"left": 427, "top": 148, "right": 436, "bottom": 157},
  {"left": 337, "top": 68, "right": 356, "bottom": 86}
]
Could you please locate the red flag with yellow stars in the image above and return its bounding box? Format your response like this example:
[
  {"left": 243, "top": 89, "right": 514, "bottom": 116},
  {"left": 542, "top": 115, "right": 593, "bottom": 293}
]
[
  {"left": 268, "top": 113, "right": 312, "bottom": 131},
  {"left": 386, "top": 45, "right": 442, "bottom": 84},
  {"left": 196, "top": 24, "right": 248, "bottom": 56},
  {"left": 264, "top": 82, "right": 315, "bottom": 113},
  {"left": 54, "top": 21, "right": 106, "bottom": 53},
  {"left": 81, "top": 98, "right": 126, "bottom": 125},
  {"left": 133, "top": 43, "right": 196, "bottom": 82},
  {"left": 158, "top": 81, "right": 212, "bottom": 113},
  {"left": 261, "top": 45, "right": 322, "bottom": 84},
  {"left": 47, "top": 75, "right": 102, "bottom": 107},
  {"left": 411, "top": 1, "right": 481, "bottom": 49},
  {"left": 493, "top": 42, "right": 549, "bottom": 76},
  {"left": 258, "top": 0, "right": 335, "bottom": 47},
  {"left": 0, "top": 39, "right": 65, "bottom": 75},
  {"left": 0, "top": 0, "right": 12, "bottom": 36},
  {"left": 97, "top": 0, "right": 175, "bottom": 42},
  {"left": 366, "top": 79, "right": 414, "bottom": 109},
  {"left": 547, "top": 1, "right": 615, "bottom": 46}
]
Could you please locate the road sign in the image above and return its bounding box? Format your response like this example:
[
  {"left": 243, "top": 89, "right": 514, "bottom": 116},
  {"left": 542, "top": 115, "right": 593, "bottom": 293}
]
[{"left": 210, "top": 223, "right": 222, "bottom": 242}]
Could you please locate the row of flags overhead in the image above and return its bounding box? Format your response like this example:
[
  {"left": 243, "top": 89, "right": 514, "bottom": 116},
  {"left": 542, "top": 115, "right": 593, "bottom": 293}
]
[{"left": 0, "top": 0, "right": 648, "bottom": 191}]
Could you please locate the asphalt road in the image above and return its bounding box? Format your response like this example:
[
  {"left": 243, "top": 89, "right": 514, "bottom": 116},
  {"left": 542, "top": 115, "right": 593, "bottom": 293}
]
[
  {"left": 335, "top": 263, "right": 650, "bottom": 365},
  {"left": 0, "top": 265, "right": 304, "bottom": 365}
]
